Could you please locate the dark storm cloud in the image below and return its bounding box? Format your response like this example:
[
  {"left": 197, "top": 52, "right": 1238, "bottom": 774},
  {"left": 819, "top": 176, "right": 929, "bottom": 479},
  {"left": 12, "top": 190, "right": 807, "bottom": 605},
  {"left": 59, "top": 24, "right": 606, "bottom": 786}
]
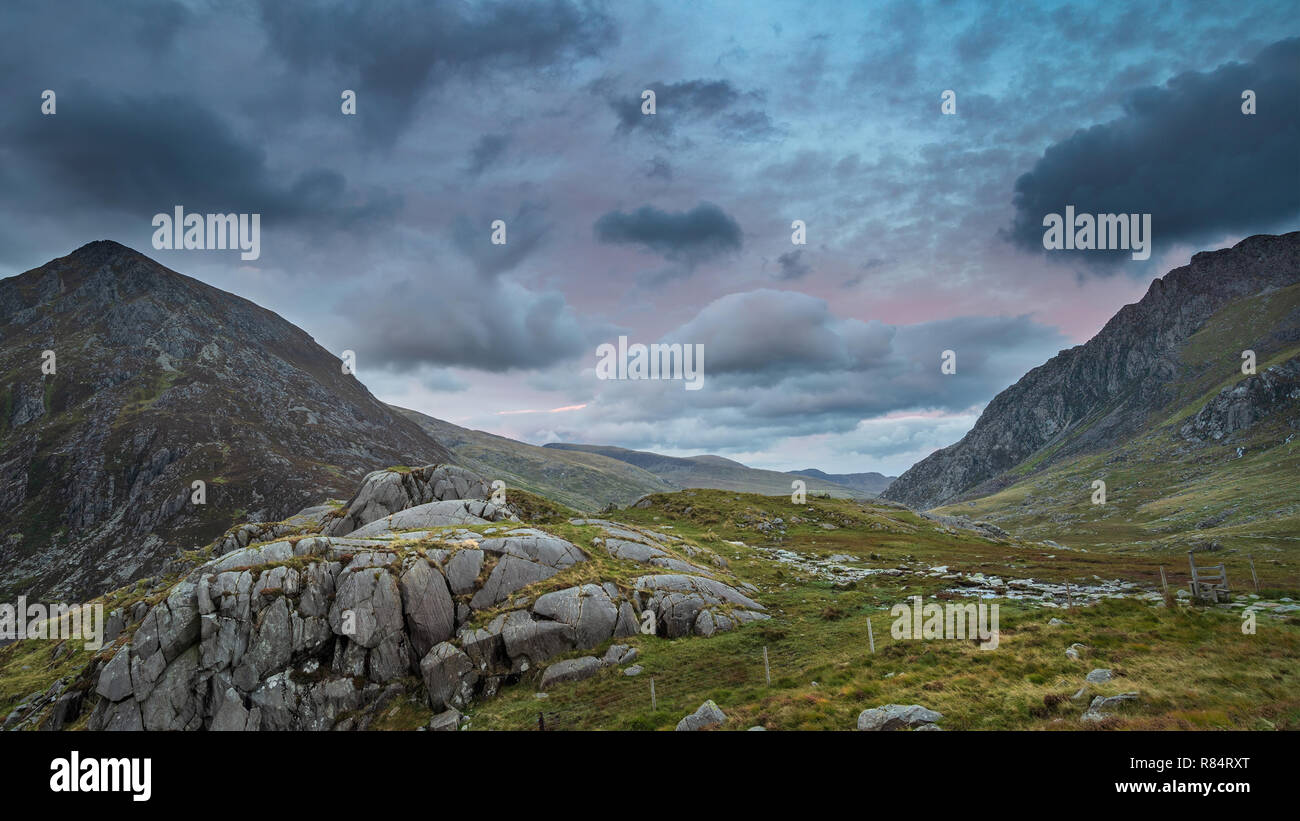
[
  {"left": 593, "top": 202, "right": 742, "bottom": 266},
  {"left": 258, "top": 0, "right": 618, "bottom": 145},
  {"left": 452, "top": 201, "right": 551, "bottom": 277},
  {"left": 587, "top": 290, "right": 1067, "bottom": 434},
  {"left": 603, "top": 77, "right": 770, "bottom": 140},
  {"left": 1007, "top": 37, "right": 1300, "bottom": 268},
  {"left": 342, "top": 275, "right": 589, "bottom": 372},
  {"left": 467, "top": 133, "right": 511, "bottom": 176},
  {"left": 774, "top": 249, "right": 811, "bottom": 280},
  {"left": 607, "top": 78, "right": 737, "bottom": 133},
  {"left": 3, "top": 92, "right": 396, "bottom": 228}
]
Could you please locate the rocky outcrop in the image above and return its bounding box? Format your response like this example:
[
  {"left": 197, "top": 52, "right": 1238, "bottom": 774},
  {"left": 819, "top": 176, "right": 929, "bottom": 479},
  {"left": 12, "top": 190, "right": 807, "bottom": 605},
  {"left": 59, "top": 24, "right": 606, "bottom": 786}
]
[
  {"left": 633, "top": 573, "right": 768, "bottom": 638},
  {"left": 22, "top": 463, "right": 769, "bottom": 732},
  {"left": 1180, "top": 356, "right": 1300, "bottom": 442},
  {"left": 325, "top": 465, "right": 495, "bottom": 536},
  {"left": 884, "top": 232, "right": 1300, "bottom": 510}
]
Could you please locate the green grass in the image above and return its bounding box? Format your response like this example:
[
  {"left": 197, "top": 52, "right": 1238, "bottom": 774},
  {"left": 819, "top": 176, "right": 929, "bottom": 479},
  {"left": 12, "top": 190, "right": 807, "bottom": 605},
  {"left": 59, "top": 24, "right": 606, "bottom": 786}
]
[
  {"left": 466, "top": 491, "right": 1300, "bottom": 731},
  {"left": 6, "top": 483, "right": 1296, "bottom": 732}
]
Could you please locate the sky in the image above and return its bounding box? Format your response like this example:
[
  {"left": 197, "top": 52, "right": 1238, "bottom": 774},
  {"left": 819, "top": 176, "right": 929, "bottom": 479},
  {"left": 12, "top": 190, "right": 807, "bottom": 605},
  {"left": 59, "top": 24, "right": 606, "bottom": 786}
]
[{"left": 1, "top": 0, "right": 1297, "bottom": 475}]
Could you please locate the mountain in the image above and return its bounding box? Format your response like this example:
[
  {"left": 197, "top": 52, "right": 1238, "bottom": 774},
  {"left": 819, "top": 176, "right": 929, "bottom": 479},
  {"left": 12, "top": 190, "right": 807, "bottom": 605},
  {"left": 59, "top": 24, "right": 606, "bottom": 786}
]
[
  {"left": 0, "top": 241, "right": 451, "bottom": 601},
  {"left": 390, "top": 406, "right": 677, "bottom": 511},
  {"left": 543, "top": 443, "right": 859, "bottom": 497},
  {"left": 884, "top": 231, "right": 1300, "bottom": 514},
  {"left": 787, "top": 468, "right": 894, "bottom": 497}
]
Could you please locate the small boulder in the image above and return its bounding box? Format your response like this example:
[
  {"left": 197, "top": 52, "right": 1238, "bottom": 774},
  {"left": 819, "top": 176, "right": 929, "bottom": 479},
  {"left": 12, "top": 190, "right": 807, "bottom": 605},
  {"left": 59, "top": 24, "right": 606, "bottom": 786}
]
[
  {"left": 856, "top": 704, "right": 942, "bottom": 731},
  {"left": 1081, "top": 692, "right": 1139, "bottom": 722},
  {"left": 676, "top": 699, "right": 726, "bottom": 731},
  {"left": 428, "top": 708, "right": 461, "bottom": 731}
]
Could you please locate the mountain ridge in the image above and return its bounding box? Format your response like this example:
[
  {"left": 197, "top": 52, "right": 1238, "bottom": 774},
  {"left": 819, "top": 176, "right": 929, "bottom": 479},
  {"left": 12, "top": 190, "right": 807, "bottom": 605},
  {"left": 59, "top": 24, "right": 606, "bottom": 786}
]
[
  {"left": 787, "top": 468, "right": 895, "bottom": 497},
  {"left": 0, "top": 240, "right": 453, "bottom": 600},
  {"left": 543, "top": 442, "right": 861, "bottom": 497},
  {"left": 883, "top": 231, "right": 1300, "bottom": 510}
]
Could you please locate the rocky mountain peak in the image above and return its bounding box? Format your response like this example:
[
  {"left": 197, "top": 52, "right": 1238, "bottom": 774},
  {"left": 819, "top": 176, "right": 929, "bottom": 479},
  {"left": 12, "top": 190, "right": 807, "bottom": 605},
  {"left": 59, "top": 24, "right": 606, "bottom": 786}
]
[
  {"left": 882, "top": 231, "right": 1300, "bottom": 510},
  {"left": 0, "top": 243, "right": 452, "bottom": 601}
]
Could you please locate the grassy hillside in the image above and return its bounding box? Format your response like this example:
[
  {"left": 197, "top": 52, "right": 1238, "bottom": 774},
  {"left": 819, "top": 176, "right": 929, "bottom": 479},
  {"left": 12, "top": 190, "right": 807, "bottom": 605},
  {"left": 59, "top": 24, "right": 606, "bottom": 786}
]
[
  {"left": 465, "top": 489, "right": 1300, "bottom": 730},
  {"left": 9, "top": 486, "right": 1295, "bottom": 731},
  {"left": 391, "top": 406, "right": 676, "bottom": 512},
  {"left": 934, "top": 284, "right": 1300, "bottom": 591},
  {"left": 544, "top": 442, "right": 859, "bottom": 497}
]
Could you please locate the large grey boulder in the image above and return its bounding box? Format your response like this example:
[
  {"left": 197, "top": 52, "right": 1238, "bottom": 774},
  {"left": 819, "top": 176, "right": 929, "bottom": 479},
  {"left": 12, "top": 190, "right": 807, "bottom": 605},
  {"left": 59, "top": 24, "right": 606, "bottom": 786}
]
[
  {"left": 540, "top": 656, "right": 602, "bottom": 689},
  {"left": 480, "top": 530, "right": 586, "bottom": 568},
  {"left": 420, "top": 642, "right": 477, "bottom": 711},
  {"left": 328, "top": 566, "right": 404, "bottom": 649},
  {"left": 327, "top": 465, "right": 494, "bottom": 536},
  {"left": 676, "top": 699, "right": 726, "bottom": 731},
  {"left": 634, "top": 574, "right": 764, "bottom": 611},
  {"left": 95, "top": 645, "right": 134, "bottom": 702},
  {"left": 445, "top": 548, "right": 484, "bottom": 595},
  {"left": 498, "top": 611, "right": 576, "bottom": 667},
  {"left": 532, "top": 584, "right": 618, "bottom": 648},
  {"left": 469, "top": 532, "right": 586, "bottom": 609},
  {"left": 459, "top": 626, "right": 509, "bottom": 672},
  {"left": 399, "top": 560, "right": 456, "bottom": 660},
  {"left": 235, "top": 595, "right": 293, "bottom": 685},
  {"left": 856, "top": 704, "right": 943, "bottom": 731},
  {"left": 470, "top": 556, "right": 558, "bottom": 609},
  {"left": 139, "top": 646, "right": 202, "bottom": 731},
  {"left": 348, "top": 499, "right": 505, "bottom": 537},
  {"left": 132, "top": 581, "right": 201, "bottom": 665},
  {"left": 603, "top": 537, "right": 669, "bottom": 563},
  {"left": 633, "top": 572, "right": 769, "bottom": 639}
]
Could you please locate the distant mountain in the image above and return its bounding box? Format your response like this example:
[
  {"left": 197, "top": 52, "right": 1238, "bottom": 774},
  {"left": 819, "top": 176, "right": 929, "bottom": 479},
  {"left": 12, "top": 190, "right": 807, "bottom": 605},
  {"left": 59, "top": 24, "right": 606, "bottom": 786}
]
[
  {"left": 0, "top": 241, "right": 452, "bottom": 600},
  {"left": 788, "top": 468, "right": 894, "bottom": 497},
  {"left": 390, "top": 407, "right": 676, "bottom": 511},
  {"left": 884, "top": 231, "right": 1300, "bottom": 512},
  {"left": 543, "top": 443, "right": 859, "bottom": 497}
]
